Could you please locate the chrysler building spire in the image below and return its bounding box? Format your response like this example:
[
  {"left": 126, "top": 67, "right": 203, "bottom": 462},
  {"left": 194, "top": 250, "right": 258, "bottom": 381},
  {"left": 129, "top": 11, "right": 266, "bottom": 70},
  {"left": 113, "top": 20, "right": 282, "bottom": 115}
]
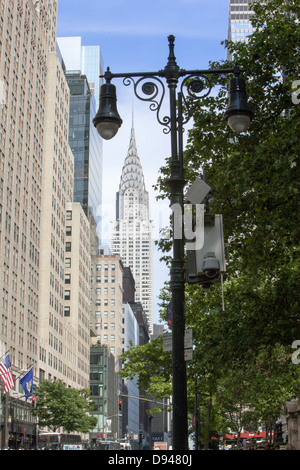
[{"left": 111, "top": 123, "right": 153, "bottom": 333}]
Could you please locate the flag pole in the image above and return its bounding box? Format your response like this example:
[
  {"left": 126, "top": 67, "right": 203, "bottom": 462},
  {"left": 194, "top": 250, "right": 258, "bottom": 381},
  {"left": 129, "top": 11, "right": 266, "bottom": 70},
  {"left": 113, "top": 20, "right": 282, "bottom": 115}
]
[
  {"left": 0, "top": 350, "right": 10, "bottom": 362},
  {"left": 0, "top": 364, "right": 34, "bottom": 383},
  {"left": 0, "top": 369, "right": 14, "bottom": 378},
  {"left": 0, "top": 392, "right": 34, "bottom": 410},
  {"left": 16, "top": 364, "right": 34, "bottom": 382}
]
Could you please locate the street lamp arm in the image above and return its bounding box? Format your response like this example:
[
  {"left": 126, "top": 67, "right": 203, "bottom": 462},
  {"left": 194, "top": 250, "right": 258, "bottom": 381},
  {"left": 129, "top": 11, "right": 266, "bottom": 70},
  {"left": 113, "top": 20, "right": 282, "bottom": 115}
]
[
  {"left": 99, "top": 64, "right": 244, "bottom": 135},
  {"left": 100, "top": 66, "right": 240, "bottom": 83}
]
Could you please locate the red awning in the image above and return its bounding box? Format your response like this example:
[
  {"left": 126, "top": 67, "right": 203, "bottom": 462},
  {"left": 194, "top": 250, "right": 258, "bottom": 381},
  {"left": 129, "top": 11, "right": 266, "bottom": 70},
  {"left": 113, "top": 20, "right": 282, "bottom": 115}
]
[{"left": 225, "top": 432, "right": 267, "bottom": 439}]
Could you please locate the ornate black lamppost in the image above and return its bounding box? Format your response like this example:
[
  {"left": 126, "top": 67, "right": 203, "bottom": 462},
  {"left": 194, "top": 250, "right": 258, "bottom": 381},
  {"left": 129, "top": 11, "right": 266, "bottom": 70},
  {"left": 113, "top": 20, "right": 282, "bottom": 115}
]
[{"left": 93, "top": 35, "right": 253, "bottom": 450}]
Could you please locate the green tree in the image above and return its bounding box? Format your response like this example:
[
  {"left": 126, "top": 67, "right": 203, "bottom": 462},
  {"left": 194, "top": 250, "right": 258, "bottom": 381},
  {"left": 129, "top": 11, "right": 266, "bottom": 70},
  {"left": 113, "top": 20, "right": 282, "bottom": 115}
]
[
  {"left": 181, "top": 0, "right": 300, "bottom": 377},
  {"left": 120, "top": 337, "right": 172, "bottom": 401},
  {"left": 32, "top": 380, "right": 97, "bottom": 433}
]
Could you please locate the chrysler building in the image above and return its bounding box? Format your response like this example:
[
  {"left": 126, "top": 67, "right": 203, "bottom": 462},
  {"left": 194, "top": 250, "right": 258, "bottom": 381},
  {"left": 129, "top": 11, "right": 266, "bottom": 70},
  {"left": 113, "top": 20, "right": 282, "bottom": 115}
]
[{"left": 111, "top": 125, "right": 153, "bottom": 333}]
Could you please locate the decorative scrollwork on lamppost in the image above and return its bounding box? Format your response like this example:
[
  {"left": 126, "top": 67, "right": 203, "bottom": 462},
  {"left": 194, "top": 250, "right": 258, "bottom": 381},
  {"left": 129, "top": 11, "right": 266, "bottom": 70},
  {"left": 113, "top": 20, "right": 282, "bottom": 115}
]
[
  {"left": 93, "top": 35, "right": 253, "bottom": 451},
  {"left": 123, "top": 76, "right": 171, "bottom": 133},
  {"left": 180, "top": 74, "right": 212, "bottom": 127}
]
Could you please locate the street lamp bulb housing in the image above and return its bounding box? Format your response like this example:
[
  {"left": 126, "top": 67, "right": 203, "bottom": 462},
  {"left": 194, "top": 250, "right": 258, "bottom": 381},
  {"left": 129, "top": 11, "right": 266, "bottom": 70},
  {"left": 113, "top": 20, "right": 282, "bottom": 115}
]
[
  {"left": 227, "top": 113, "right": 251, "bottom": 133},
  {"left": 224, "top": 76, "right": 253, "bottom": 133},
  {"left": 93, "top": 82, "right": 123, "bottom": 140},
  {"left": 95, "top": 120, "right": 121, "bottom": 140}
]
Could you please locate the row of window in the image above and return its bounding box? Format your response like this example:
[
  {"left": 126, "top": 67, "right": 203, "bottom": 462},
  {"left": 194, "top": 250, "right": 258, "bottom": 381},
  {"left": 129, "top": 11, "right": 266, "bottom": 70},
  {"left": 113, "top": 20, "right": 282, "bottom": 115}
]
[
  {"left": 92, "top": 275, "right": 116, "bottom": 283},
  {"left": 230, "top": 5, "right": 253, "bottom": 11},
  {"left": 92, "top": 263, "right": 116, "bottom": 271},
  {"left": 93, "top": 299, "right": 116, "bottom": 306},
  {"left": 92, "top": 287, "right": 115, "bottom": 295},
  {"left": 95, "top": 311, "right": 115, "bottom": 318},
  {"left": 230, "top": 0, "right": 254, "bottom": 3},
  {"left": 95, "top": 323, "right": 116, "bottom": 331}
]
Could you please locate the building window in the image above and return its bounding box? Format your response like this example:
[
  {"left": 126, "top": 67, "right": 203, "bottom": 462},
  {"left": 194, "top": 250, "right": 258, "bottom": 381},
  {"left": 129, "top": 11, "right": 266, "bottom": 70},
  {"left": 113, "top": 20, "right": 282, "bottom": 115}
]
[
  {"left": 65, "top": 258, "right": 71, "bottom": 268},
  {"left": 66, "top": 226, "right": 72, "bottom": 236},
  {"left": 65, "top": 274, "right": 71, "bottom": 284},
  {"left": 66, "top": 210, "right": 72, "bottom": 220},
  {"left": 64, "top": 306, "right": 70, "bottom": 317},
  {"left": 66, "top": 242, "right": 71, "bottom": 252},
  {"left": 64, "top": 290, "right": 70, "bottom": 300}
]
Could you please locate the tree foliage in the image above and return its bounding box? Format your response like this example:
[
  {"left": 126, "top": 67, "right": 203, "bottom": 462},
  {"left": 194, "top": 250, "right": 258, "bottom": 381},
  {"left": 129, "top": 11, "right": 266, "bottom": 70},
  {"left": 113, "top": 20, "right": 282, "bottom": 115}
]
[
  {"left": 32, "top": 380, "right": 97, "bottom": 433},
  {"left": 120, "top": 337, "right": 172, "bottom": 400}
]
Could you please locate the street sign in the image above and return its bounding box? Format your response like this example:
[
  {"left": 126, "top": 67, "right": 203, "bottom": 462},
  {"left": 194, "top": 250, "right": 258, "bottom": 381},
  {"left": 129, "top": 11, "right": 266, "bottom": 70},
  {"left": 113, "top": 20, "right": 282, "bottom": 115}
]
[
  {"left": 163, "top": 332, "right": 172, "bottom": 352},
  {"left": 154, "top": 442, "right": 168, "bottom": 450},
  {"left": 163, "top": 329, "right": 193, "bottom": 354},
  {"left": 184, "top": 349, "right": 193, "bottom": 361},
  {"left": 184, "top": 329, "right": 193, "bottom": 349},
  {"left": 185, "top": 177, "right": 211, "bottom": 204}
]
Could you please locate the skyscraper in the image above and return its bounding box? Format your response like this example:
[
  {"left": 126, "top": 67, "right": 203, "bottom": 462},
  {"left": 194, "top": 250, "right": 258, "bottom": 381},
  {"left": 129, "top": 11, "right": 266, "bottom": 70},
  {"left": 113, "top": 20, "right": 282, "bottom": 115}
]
[
  {"left": 57, "top": 37, "right": 104, "bottom": 245},
  {"left": 39, "top": 51, "right": 80, "bottom": 388},
  {"left": 227, "top": 0, "right": 258, "bottom": 59},
  {"left": 0, "top": 1, "right": 94, "bottom": 447},
  {"left": 0, "top": 0, "right": 58, "bottom": 377},
  {"left": 57, "top": 37, "right": 103, "bottom": 106},
  {"left": 65, "top": 72, "right": 102, "bottom": 234},
  {"left": 111, "top": 126, "right": 153, "bottom": 333}
]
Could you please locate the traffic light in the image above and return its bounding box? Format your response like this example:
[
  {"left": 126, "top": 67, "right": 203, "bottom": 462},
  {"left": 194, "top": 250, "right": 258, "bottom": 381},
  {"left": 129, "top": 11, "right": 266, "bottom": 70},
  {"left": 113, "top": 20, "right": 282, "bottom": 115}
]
[
  {"left": 31, "top": 397, "right": 36, "bottom": 407},
  {"left": 118, "top": 399, "right": 122, "bottom": 412}
]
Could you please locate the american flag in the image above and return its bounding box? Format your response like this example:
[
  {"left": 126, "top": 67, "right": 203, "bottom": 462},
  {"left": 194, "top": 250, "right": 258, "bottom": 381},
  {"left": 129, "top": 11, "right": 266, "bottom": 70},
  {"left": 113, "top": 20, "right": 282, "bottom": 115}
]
[{"left": 0, "top": 354, "right": 15, "bottom": 394}]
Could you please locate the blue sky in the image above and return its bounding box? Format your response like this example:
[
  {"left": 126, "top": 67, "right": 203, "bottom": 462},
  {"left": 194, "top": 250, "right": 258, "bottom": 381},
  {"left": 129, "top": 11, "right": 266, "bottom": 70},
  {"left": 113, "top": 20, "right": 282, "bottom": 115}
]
[
  {"left": 57, "top": 0, "right": 229, "bottom": 71},
  {"left": 56, "top": 0, "right": 230, "bottom": 325}
]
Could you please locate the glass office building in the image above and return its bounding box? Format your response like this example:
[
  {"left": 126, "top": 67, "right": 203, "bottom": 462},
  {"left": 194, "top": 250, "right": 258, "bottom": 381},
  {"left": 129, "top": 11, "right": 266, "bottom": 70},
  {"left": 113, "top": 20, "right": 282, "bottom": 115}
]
[
  {"left": 227, "top": 0, "right": 258, "bottom": 59},
  {"left": 66, "top": 72, "right": 102, "bottom": 234},
  {"left": 56, "top": 38, "right": 104, "bottom": 242},
  {"left": 57, "top": 37, "right": 103, "bottom": 109}
]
